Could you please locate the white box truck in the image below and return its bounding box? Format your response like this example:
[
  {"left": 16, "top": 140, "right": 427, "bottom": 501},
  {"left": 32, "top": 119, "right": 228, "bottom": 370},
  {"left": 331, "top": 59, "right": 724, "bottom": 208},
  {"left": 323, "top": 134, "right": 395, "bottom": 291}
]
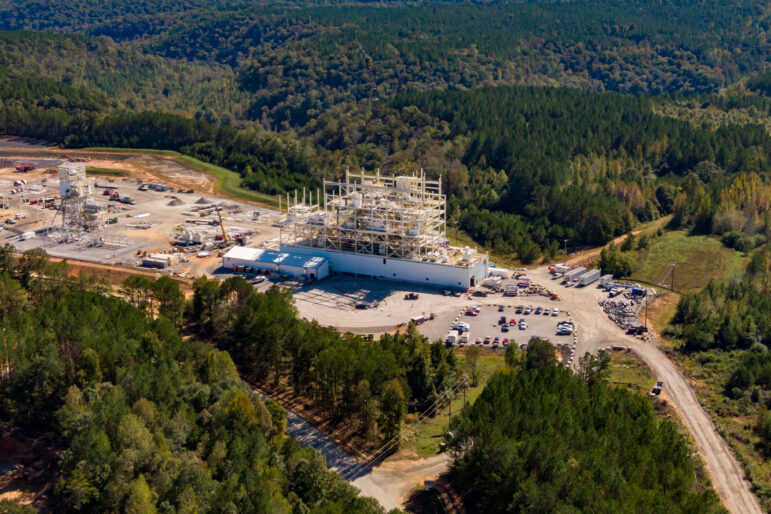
[
  {"left": 460, "top": 331, "right": 470, "bottom": 344},
  {"left": 599, "top": 274, "right": 613, "bottom": 287},
  {"left": 446, "top": 330, "right": 460, "bottom": 345}
]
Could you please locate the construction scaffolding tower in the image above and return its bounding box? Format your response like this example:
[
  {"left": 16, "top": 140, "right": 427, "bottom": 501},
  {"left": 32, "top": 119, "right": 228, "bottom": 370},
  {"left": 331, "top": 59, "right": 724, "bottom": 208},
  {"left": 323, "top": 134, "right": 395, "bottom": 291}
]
[
  {"left": 48, "top": 162, "right": 101, "bottom": 243},
  {"left": 280, "top": 168, "right": 470, "bottom": 263}
]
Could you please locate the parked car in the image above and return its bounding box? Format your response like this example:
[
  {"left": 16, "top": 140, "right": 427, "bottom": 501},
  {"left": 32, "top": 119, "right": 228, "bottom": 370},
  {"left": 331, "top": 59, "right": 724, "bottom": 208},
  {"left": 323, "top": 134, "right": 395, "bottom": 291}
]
[
  {"left": 498, "top": 305, "right": 505, "bottom": 312},
  {"left": 465, "top": 309, "right": 479, "bottom": 316},
  {"left": 535, "top": 306, "right": 542, "bottom": 314},
  {"left": 543, "top": 308, "right": 550, "bottom": 315},
  {"left": 483, "top": 336, "right": 491, "bottom": 345},
  {"left": 492, "top": 337, "right": 500, "bottom": 348},
  {"left": 519, "top": 321, "right": 527, "bottom": 330},
  {"left": 501, "top": 323, "right": 509, "bottom": 332},
  {"left": 475, "top": 338, "right": 482, "bottom": 345},
  {"left": 5, "top": 218, "right": 16, "bottom": 225},
  {"left": 502, "top": 338, "right": 509, "bottom": 346},
  {"left": 515, "top": 305, "right": 523, "bottom": 313},
  {"left": 552, "top": 308, "right": 560, "bottom": 316},
  {"left": 510, "top": 317, "right": 517, "bottom": 324},
  {"left": 649, "top": 381, "right": 664, "bottom": 396},
  {"left": 499, "top": 316, "right": 507, "bottom": 325}
]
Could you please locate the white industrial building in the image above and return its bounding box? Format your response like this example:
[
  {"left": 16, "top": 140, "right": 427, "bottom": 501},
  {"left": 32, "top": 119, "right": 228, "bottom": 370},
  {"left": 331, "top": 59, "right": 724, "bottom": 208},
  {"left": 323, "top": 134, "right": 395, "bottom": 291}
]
[
  {"left": 273, "top": 168, "right": 488, "bottom": 289},
  {"left": 223, "top": 246, "right": 329, "bottom": 280}
]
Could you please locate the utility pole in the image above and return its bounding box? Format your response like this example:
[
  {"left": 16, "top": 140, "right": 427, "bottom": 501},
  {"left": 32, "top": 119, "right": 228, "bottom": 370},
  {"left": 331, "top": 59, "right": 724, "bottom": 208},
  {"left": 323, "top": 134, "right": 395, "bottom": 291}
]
[
  {"left": 669, "top": 261, "right": 676, "bottom": 292},
  {"left": 564, "top": 239, "right": 568, "bottom": 255}
]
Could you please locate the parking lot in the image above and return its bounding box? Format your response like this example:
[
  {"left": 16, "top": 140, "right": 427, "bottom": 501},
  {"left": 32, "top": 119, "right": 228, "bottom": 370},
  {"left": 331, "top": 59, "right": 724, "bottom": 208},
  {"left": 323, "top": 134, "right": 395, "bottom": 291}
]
[{"left": 418, "top": 299, "right": 574, "bottom": 351}]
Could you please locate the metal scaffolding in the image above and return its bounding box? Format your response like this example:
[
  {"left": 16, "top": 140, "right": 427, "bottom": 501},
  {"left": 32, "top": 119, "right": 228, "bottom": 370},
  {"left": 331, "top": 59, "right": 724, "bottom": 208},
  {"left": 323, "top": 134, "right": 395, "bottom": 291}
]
[{"left": 281, "top": 168, "right": 478, "bottom": 266}]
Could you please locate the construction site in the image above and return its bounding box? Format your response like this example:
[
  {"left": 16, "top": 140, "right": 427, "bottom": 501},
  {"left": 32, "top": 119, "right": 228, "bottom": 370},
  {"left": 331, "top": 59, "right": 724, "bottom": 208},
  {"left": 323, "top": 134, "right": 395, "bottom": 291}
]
[
  {"left": 0, "top": 155, "right": 276, "bottom": 278},
  {"left": 275, "top": 168, "right": 488, "bottom": 289}
]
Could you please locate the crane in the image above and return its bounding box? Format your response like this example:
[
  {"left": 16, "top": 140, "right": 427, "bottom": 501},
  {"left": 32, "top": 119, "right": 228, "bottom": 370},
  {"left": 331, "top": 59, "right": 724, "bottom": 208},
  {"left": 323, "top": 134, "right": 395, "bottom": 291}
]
[{"left": 214, "top": 205, "right": 230, "bottom": 245}]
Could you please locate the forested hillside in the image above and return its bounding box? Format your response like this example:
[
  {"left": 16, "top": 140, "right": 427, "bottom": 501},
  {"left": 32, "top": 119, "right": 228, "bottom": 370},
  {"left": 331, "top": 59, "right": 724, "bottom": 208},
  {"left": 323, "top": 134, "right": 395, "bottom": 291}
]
[
  {"left": 0, "top": 1, "right": 768, "bottom": 263},
  {"left": 0, "top": 247, "right": 386, "bottom": 513},
  {"left": 448, "top": 343, "right": 722, "bottom": 513}
]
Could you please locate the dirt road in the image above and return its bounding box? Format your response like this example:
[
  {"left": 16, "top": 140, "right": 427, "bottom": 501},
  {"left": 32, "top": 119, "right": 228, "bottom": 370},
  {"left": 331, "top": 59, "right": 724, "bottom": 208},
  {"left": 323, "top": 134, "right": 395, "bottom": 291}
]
[
  {"left": 527, "top": 266, "right": 762, "bottom": 514},
  {"left": 565, "top": 216, "right": 671, "bottom": 266}
]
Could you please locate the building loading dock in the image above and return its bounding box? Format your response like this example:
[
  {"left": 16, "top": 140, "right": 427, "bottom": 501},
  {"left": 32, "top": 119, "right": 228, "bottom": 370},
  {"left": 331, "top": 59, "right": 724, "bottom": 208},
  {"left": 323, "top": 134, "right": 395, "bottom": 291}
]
[{"left": 223, "top": 246, "right": 329, "bottom": 280}]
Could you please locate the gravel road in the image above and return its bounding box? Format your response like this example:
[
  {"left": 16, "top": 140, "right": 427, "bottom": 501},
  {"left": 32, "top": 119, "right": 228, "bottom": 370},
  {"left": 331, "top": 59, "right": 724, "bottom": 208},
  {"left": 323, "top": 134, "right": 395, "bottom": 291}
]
[{"left": 527, "top": 266, "right": 762, "bottom": 514}]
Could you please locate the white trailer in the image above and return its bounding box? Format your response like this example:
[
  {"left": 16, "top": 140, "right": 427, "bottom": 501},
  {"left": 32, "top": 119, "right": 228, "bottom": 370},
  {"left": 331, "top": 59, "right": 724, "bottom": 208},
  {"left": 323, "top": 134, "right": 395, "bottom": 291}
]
[
  {"left": 599, "top": 274, "right": 613, "bottom": 287},
  {"left": 446, "top": 330, "right": 460, "bottom": 344},
  {"left": 578, "top": 269, "right": 601, "bottom": 286},
  {"left": 554, "top": 263, "right": 570, "bottom": 274},
  {"left": 563, "top": 267, "right": 586, "bottom": 281}
]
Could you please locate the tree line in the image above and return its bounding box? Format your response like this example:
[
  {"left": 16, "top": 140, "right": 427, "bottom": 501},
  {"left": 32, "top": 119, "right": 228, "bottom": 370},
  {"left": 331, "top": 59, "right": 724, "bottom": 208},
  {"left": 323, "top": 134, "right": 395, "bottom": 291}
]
[
  {"left": 0, "top": 246, "right": 391, "bottom": 513},
  {"left": 190, "top": 275, "right": 458, "bottom": 447},
  {"left": 448, "top": 342, "right": 722, "bottom": 513}
]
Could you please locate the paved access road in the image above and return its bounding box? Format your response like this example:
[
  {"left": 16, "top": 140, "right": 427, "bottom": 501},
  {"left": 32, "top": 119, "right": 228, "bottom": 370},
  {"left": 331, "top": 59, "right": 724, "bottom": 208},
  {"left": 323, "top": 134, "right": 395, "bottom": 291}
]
[
  {"left": 254, "top": 390, "right": 405, "bottom": 511},
  {"left": 526, "top": 266, "right": 762, "bottom": 514}
]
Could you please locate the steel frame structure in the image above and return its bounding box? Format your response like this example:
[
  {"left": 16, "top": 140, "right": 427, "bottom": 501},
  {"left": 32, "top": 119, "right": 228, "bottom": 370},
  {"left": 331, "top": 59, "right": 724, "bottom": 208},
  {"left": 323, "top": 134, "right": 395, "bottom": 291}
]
[{"left": 281, "top": 168, "right": 467, "bottom": 264}]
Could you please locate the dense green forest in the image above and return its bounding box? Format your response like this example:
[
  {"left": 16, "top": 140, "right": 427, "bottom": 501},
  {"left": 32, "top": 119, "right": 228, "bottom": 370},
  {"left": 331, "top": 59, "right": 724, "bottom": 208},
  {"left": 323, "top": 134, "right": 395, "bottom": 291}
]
[
  {"left": 190, "top": 275, "right": 457, "bottom": 445},
  {"left": 0, "top": 1, "right": 769, "bottom": 260},
  {"left": 448, "top": 342, "right": 722, "bottom": 513},
  {"left": 0, "top": 247, "right": 387, "bottom": 513}
]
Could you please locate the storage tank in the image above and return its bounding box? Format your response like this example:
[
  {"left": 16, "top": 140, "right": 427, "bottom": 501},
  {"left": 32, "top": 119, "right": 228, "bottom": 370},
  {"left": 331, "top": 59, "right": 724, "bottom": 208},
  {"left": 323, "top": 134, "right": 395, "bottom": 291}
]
[{"left": 350, "top": 191, "right": 363, "bottom": 208}]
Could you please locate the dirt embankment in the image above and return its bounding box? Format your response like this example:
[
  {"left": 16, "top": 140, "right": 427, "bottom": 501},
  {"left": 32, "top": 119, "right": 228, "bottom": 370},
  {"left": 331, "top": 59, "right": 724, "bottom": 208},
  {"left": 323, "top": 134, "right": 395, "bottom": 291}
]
[{"left": 0, "top": 422, "right": 61, "bottom": 512}]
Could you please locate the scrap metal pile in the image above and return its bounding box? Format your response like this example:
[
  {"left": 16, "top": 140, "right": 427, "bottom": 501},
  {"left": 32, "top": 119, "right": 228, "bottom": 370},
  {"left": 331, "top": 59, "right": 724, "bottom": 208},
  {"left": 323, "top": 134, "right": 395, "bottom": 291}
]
[{"left": 599, "top": 296, "right": 645, "bottom": 332}]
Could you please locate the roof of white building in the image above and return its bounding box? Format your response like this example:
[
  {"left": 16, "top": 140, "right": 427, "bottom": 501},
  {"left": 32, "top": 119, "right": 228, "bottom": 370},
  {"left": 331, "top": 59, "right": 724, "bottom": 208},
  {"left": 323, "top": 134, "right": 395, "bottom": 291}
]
[{"left": 224, "top": 246, "right": 327, "bottom": 269}]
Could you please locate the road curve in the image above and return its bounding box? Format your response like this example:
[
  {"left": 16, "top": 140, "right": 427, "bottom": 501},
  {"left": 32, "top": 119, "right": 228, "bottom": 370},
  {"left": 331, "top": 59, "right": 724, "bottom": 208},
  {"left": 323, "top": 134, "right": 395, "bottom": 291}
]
[
  {"left": 254, "top": 389, "right": 403, "bottom": 511},
  {"left": 526, "top": 267, "right": 762, "bottom": 514}
]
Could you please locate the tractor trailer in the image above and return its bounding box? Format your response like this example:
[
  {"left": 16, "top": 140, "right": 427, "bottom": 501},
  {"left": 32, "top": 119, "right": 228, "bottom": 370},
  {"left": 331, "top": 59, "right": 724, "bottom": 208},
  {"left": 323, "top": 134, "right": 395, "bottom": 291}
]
[{"left": 578, "top": 269, "right": 601, "bottom": 286}]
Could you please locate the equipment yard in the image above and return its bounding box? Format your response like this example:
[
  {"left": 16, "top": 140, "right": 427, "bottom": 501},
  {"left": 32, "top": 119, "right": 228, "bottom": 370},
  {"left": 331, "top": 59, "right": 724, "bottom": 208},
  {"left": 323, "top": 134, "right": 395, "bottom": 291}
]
[{"left": 0, "top": 148, "right": 280, "bottom": 277}]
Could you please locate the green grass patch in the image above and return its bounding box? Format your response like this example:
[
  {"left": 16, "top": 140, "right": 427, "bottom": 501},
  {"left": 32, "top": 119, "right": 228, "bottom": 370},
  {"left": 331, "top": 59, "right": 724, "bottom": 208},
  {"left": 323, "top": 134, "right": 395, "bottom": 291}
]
[
  {"left": 85, "top": 166, "right": 130, "bottom": 177},
  {"left": 630, "top": 230, "right": 748, "bottom": 293},
  {"left": 608, "top": 352, "right": 656, "bottom": 395},
  {"left": 80, "top": 147, "right": 182, "bottom": 157},
  {"left": 401, "top": 351, "right": 505, "bottom": 458},
  {"left": 173, "top": 155, "right": 280, "bottom": 207}
]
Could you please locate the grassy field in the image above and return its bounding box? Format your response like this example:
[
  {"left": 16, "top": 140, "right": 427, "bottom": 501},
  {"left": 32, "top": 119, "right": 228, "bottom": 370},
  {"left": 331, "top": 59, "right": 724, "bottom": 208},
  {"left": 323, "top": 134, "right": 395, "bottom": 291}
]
[
  {"left": 608, "top": 351, "right": 656, "bottom": 395},
  {"left": 400, "top": 350, "right": 505, "bottom": 458},
  {"left": 85, "top": 166, "right": 130, "bottom": 177},
  {"left": 631, "top": 230, "right": 748, "bottom": 293},
  {"left": 673, "top": 350, "right": 771, "bottom": 510},
  {"left": 173, "top": 155, "right": 279, "bottom": 207},
  {"left": 80, "top": 147, "right": 182, "bottom": 157}
]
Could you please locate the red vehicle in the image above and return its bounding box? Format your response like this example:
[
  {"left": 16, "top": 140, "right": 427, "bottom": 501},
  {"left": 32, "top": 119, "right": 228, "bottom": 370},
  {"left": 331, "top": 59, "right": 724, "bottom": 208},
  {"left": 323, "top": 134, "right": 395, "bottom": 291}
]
[
  {"left": 502, "top": 338, "right": 509, "bottom": 346},
  {"left": 15, "top": 162, "right": 38, "bottom": 172},
  {"left": 465, "top": 309, "right": 478, "bottom": 316},
  {"left": 510, "top": 317, "right": 517, "bottom": 324}
]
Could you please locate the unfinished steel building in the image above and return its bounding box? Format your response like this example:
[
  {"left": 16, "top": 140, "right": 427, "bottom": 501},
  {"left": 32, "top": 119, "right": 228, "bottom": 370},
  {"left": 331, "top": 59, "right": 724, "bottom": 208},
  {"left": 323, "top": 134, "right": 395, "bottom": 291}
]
[{"left": 278, "top": 168, "right": 488, "bottom": 289}]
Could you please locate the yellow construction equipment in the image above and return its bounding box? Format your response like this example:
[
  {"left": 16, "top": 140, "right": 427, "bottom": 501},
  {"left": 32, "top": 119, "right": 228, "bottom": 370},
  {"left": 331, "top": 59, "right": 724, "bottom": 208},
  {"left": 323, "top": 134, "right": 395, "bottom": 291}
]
[{"left": 215, "top": 205, "right": 229, "bottom": 243}]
